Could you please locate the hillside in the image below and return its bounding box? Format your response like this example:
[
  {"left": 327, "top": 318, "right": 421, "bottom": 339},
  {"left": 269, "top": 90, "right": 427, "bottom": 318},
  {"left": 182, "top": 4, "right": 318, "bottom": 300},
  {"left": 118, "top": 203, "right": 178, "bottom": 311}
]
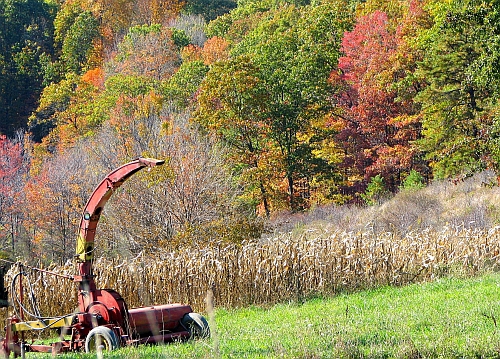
[
  {"left": 6, "top": 171, "right": 500, "bottom": 319},
  {"left": 4, "top": 173, "right": 500, "bottom": 356},
  {"left": 2, "top": 0, "right": 500, "bottom": 266},
  {"left": 3, "top": 0, "right": 500, "bottom": 356},
  {"left": 269, "top": 170, "right": 500, "bottom": 237}
]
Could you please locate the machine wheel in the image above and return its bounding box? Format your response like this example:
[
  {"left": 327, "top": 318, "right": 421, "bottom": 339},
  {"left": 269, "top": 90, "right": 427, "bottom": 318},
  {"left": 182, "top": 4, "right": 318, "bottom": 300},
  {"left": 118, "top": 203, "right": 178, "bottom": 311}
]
[
  {"left": 85, "top": 326, "right": 120, "bottom": 353},
  {"left": 181, "top": 313, "right": 210, "bottom": 339}
]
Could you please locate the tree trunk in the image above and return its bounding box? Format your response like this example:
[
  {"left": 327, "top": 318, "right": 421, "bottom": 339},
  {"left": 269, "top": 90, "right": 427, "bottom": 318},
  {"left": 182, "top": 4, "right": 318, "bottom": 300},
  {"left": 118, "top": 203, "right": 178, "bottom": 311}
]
[
  {"left": 287, "top": 173, "right": 295, "bottom": 211},
  {"left": 259, "top": 181, "right": 270, "bottom": 218}
]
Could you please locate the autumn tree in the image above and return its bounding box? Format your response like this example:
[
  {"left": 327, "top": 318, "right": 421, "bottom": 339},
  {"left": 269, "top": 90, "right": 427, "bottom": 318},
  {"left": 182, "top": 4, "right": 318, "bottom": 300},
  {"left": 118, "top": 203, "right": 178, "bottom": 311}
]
[
  {"left": 106, "top": 24, "right": 180, "bottom": 80},
  {"left": 195, "top": 55, "right": 274, "bottom": 215},
  {"left": 131, "top": 0, "right": 185, "bottom": 26},
  {"left": 200, "top": 36, "right": 228, "bottom": 64},
  {"left": 75, "top": 0, "right": 184, "bottom": 55},
  {"left": 30, "top": 22, "right": 183, "bottom": 161},
  {"left": 22, "top": 148, "right": 91, "bottom": 264},
  {"left": 217, "top": 0, "right": 352, "bottom": 210},
  {"left": 102, "top": 24, "right": 185, "bottom": 158},
  {"left": 28, "top": 69, "right": 110, "bottom": 164},
  {"left": 331, "top": 2, "right": 428, "bottom": 196}
]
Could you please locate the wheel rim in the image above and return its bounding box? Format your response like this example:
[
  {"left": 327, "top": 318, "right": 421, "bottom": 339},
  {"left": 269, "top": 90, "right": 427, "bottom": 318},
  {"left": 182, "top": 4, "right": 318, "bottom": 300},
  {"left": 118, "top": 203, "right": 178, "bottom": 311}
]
[
  {"left": 182, "top": 313, "right": 210, "bottom": 339},
  {"left": 88, "top": 334, "right": 111, "bottom": 351}
]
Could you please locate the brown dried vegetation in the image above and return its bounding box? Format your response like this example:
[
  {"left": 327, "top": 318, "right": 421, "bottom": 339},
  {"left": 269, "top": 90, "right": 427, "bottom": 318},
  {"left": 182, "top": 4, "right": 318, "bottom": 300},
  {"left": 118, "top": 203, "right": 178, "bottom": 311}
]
[
  {"left": 6, "top": 172, "right": 500, "bottom": 319},
  {"left": 7, "top": 225, "right": 500, "bottom": 319}
]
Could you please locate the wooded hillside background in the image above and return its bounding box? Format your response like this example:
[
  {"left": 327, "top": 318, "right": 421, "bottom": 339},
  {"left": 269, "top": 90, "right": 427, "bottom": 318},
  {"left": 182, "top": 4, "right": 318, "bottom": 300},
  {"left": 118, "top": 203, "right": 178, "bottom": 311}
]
[{"left": 1, "top": 0, "right": 499, "bottom": 265}]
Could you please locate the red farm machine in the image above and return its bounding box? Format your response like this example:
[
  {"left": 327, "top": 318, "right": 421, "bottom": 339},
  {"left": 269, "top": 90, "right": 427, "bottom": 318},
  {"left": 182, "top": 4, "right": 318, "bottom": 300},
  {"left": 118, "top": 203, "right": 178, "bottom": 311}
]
[{"left": 0, "top": 158, "right": 209, "bottom": 357}]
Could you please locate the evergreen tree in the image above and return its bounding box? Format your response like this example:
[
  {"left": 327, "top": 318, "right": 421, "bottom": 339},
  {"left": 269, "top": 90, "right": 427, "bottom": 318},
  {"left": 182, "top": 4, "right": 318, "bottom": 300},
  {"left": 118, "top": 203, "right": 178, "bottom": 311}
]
[
  {"left": 0, "top": 0, "right": 56, "bottom": 136},
  {"left": 416, "top": 0, "right": 500, "bottom": 178}
]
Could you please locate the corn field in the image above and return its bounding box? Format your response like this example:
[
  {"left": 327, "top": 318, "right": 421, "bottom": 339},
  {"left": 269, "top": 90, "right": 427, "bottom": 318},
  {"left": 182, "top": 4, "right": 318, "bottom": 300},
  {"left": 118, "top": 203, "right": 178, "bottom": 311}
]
[{"left": 4, "top": 224, "right": 500, "bottom": 323}]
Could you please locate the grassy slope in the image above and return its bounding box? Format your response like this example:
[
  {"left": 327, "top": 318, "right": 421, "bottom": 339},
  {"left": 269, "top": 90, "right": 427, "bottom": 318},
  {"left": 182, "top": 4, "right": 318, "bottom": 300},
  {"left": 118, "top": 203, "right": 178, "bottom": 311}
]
[
  {"left": 28, "top": 174, "right": 500, "bottom": 358},
  {"left": 31, "top": 272, "right": 500, "bottom": 358}
]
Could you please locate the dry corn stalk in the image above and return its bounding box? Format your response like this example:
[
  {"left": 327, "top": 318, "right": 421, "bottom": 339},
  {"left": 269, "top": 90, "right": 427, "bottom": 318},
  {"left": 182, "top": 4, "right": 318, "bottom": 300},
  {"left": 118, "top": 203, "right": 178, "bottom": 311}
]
[{"left": 4, "top": 225, "right": 500, "bottom": 321}]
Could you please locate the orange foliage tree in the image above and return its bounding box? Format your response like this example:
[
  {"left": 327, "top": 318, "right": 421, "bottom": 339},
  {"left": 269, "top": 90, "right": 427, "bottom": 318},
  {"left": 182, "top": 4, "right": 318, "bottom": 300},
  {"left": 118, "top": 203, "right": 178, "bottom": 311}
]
[
  {"left": 23, "top": 151, "right": 89, "bottom": 264},
  {"left": 201, "top": 36, "right": 229, "bottom": 65}
]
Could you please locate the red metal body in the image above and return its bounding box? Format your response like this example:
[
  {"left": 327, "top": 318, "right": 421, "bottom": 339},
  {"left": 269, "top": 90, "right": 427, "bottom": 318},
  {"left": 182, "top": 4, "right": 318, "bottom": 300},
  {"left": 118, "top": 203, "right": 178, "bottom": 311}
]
[
  {"left": 128, "top": 304, "right": 192, "bottom": 342},
  {"left": 1, "top": 158, "right": 204, "bottom": 357}
]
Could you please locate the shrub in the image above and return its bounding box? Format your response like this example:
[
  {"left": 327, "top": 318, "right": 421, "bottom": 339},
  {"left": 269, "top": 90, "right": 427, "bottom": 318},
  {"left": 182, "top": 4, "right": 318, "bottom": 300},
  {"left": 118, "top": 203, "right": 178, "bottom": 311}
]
[
  {"left": 361, "top": 174, "right": 388, "bottom": 205},
  {"left": 401, "top": 170, "right": 426, "bottom": 191}
]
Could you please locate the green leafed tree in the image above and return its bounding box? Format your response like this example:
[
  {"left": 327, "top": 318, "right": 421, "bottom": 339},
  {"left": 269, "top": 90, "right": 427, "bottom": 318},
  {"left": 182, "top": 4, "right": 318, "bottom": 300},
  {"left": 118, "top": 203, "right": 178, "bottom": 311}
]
[
  {"left": 162, "top": 60, "right": 208, "bottom": 109},
  {"left": 194, "top": 55, "right": 275, "bottom": 215},
  {"left": 361, "top": 174, "right": 387, "bottom": 205},
  {"left": 60, "top": 11, "right": 100, "bottom": 74},
  {"left": 184, "top": 0, "right": 236, "bottom": 22},
  {"left": 415, "top": 0, "right": 500, "bottom": 178},
  {"left": 0, "top": 0, "right": 57, "bottom": 136},
  {"left": 197, "top": 0, "right": 353, "bottom": 212},
  {"left": 232, "top": 1, "right": 352, "bottom": 210}
]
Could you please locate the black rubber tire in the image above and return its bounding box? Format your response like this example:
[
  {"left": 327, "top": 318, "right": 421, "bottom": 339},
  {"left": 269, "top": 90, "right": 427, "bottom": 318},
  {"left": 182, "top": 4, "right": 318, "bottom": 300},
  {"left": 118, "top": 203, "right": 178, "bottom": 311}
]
[
  {"left": 181, "top": 312, "right": 210, "bottom": 339},
  {"left": 85, "top": 326, "right": 120, "bottom": 353}
]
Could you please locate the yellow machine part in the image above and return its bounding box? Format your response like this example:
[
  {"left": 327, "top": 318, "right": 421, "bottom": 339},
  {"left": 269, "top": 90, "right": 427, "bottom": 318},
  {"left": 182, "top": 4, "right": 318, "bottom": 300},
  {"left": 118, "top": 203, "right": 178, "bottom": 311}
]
[
  {"left": 75, "top": 234, "right": 94, "bottom": 262},
  {"left": 12, "top": 316, "right": 73, "bottom": 332}
]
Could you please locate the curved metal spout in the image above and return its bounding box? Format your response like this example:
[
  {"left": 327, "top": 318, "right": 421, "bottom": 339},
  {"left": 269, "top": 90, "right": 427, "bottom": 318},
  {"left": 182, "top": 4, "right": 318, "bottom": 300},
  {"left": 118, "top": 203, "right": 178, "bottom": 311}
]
[{"left": 76, "top": 158, "right": 164, "bottom": 276}]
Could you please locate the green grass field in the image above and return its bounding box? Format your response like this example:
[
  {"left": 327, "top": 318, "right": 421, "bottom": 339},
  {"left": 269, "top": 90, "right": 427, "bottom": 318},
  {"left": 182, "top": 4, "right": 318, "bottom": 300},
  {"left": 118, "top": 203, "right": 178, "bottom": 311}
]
[{"left": 29, "top": 273, "right": 500, "bottom": 358}]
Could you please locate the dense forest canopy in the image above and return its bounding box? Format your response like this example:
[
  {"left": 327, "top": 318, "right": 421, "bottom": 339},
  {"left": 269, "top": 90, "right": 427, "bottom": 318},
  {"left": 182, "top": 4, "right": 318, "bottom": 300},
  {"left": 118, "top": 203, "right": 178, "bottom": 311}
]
[{"left": 1, "top": 0, "right": 499, "bottom": 264}]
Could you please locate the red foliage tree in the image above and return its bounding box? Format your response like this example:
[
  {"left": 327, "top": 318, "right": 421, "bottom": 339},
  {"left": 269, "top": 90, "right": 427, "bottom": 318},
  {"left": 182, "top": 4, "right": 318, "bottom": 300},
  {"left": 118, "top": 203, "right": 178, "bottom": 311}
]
[{"left": 331, "top": 5, "right": 425, "bottom": 194}]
